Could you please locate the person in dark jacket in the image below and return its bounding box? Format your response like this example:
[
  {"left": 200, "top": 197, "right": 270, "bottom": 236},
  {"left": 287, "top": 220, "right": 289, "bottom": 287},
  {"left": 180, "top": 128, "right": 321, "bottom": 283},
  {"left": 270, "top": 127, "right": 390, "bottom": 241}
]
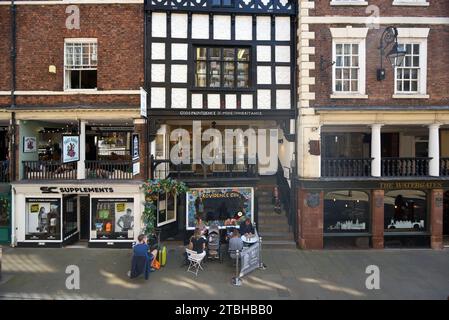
[
  {"left": 129, "top": 234, "right": 157, "bottom": 280},
  {"left": 239, "top": 218, "right": 255, "bottom": 236}
]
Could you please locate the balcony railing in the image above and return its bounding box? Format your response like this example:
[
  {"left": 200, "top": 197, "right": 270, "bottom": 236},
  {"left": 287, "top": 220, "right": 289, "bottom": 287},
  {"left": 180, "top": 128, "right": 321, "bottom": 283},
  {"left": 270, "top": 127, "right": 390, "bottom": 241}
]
[
  {"left": 382, "top": 157, "right": 431, "bottom": 177},
  {"left": 152, "top": 158, "right": 258, "bottom": 179},
  {"left": 0, "top": 161, "right": 9, "bottom": 182},
  {"left": 23, "top": 161, "right": 78, "bottom": 180},
  {"left": 85, "top": 160, "right": 133, "bottom": 180},
  {"left": 441, "top": 158, "right": 449, "bottom": 176},
  {"left": 321, "top": 158, "right": 372, "bottom": 177}
]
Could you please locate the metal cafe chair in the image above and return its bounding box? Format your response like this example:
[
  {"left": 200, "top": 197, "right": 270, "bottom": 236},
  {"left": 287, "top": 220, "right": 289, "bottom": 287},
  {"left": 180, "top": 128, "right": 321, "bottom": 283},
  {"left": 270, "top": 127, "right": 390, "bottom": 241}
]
[{"left": 186, "top": 249, "right": 206, "bottom": 276}]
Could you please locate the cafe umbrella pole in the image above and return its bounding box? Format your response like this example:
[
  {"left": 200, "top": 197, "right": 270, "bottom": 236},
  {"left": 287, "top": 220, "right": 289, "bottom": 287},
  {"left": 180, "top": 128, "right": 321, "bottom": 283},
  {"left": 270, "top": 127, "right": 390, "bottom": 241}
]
[{"left": 232, "top": 250, "right": 242, "bottom": 286}]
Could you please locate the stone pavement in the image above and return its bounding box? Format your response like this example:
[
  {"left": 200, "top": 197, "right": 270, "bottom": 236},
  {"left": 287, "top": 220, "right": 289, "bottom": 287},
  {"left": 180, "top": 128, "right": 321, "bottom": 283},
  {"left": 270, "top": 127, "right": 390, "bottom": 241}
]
[{"left": 0, "top": 244, "right": 448, "bottom": 300}]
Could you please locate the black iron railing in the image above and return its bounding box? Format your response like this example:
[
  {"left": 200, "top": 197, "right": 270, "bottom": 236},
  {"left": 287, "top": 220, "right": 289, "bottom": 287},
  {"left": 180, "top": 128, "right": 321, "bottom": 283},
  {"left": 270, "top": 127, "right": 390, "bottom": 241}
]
[
  {"left": 441, "top": 158, "right": 449, "bottom": 176},
  {"left": 85, "top": 160, "right": 133, "bottom": 180},
  {"left": 23, "top": 161, "right": 77, "bottom": 180},
  {"left": 151, "top": 157, "right": 258, "bottom": 179},
  {"left": 321, "top": 158, "right": 372, "bottom": 177},
  {"left": 382, "top": 157, "right": 431, "bottom": 177},
  {"left": 0, "top": 161, "right": 9, "bottom": 182}
]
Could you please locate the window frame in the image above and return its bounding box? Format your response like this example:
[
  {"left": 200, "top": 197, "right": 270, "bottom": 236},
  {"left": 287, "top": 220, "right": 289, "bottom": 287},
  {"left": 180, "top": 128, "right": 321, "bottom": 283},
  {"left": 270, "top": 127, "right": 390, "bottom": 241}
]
[
  {"left": 392, "top": 0, "right": 429, "bottom": 7},
  {"left": 332, "top": 38, "right": 366, "bottom": 96},
  {"left": 64, "top": 38, "right": 98, "bottom": 92},
  {"left": 193, "top": 46, "right": 252, "bottom": 91},
  {"left": 330, "top": 0, "right": 369, "bottom": 6},
  {"left": 394, "top": 38, "right": 427, "bottom": 96},
  {"left": 157, "top": 192, "right": 177, "bottom": 227}
]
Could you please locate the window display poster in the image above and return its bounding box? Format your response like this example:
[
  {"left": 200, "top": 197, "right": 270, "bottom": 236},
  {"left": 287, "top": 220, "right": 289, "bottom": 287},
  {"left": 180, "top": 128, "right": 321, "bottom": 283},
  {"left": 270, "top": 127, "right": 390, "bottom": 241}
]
[
  {"left": 186, "top": 187, "right": 253, "bottom": 230},
  {"left": 23, "top": 136, "right": 37, "bottom": 153},
  {"left": 132, "top": 133, "right": 139, "bottom": 161},
  {"left": 62, "top": 135, "right": 80, "bottom": 163},
  {"left": 91, "top": 198, "right": 134, "bottom": 240},
  {"left": 384, "top": 190, "right": 427, "bottom": 232},
  {"left": 26, "top": 198, "right": 61, "bottom": 240}
]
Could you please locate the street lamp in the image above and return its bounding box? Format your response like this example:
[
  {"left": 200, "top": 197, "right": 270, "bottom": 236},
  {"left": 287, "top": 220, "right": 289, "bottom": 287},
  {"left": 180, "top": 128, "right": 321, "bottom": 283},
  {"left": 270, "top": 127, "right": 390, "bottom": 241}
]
[{"left": 377, "top": 26, "right": 407, "bottom": 81}]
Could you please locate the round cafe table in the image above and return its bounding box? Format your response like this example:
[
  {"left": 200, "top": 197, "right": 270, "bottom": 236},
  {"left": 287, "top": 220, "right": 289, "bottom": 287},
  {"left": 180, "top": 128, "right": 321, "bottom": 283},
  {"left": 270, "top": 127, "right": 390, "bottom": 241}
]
[{"left": 241, "top": 234, "right": 258, "bottom": 245}]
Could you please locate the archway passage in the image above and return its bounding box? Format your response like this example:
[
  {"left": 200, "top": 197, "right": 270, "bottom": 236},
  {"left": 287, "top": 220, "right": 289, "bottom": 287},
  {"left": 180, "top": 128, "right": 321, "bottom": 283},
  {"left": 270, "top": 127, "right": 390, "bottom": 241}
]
[{"left": 444, "top": 191, "right": 449, "bottom": 247}]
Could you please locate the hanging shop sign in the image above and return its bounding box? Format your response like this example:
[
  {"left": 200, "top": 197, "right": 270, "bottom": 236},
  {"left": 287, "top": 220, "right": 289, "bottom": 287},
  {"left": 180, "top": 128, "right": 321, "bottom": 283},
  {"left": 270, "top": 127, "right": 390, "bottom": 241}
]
[
  {"left": 90, "top": 198, "right": 134, "bottom": 240},
  {"left": 23, "top": 136, "right": 37, "bottom": 153},
  {"left": 140, "top": 87, "right": 147, "bottom": 118},
  {"left": 132, "top": 133, "right": 140, "bottom": 161},
  {"left": 186, "top": 187, "right": 253, "bottom": 230},
  {"left": 25, "top": 198, "right": 61, "bottom": 241},
  {"left": 62, "top": 135, "right": 80, "bottom": 163}
]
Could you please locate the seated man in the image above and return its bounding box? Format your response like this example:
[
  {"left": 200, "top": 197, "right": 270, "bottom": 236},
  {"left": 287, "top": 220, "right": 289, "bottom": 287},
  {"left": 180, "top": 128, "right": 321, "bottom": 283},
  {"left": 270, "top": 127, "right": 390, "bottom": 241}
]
[
  {"left": 228, "top": 229, "right": 243, "bottom": 260},
  {"left": 129, "top": 234, "right": 157, "bottom": 280},
  {"left": 239, "top": 218, "right": 255, "bottom": 236}
]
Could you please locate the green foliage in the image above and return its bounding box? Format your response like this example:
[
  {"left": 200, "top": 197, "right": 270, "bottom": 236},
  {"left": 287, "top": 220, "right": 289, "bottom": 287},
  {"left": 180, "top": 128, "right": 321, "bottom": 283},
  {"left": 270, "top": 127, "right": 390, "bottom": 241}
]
[{"left": 141, "top": 179, "right": 188, "bottom": 236}]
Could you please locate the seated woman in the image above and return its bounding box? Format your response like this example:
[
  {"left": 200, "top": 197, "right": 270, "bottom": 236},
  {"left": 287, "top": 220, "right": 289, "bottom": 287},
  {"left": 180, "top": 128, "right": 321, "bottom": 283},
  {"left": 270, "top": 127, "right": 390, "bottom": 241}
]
[
  {"left": 129, "top": 234, "right": 157, "bottom": 280},
  {"left": 239, "top": 218, "right": 255, "bottom": 236},
  {"left": 189, "top": 229, "right": 207, "bottom": 257}
]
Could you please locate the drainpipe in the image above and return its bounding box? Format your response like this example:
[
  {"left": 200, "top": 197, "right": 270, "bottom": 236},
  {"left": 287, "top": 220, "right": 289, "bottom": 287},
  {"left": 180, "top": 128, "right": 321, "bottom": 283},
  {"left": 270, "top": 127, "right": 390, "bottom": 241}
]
[
  {"left": 10, "top": 186, "right": 15, "bottom": 247},
  {"left": 143, "top": 3, "right": 149, "bottom": 180},
  {"left": 10, "top": 0, "right": 16, "bottom": 108}
]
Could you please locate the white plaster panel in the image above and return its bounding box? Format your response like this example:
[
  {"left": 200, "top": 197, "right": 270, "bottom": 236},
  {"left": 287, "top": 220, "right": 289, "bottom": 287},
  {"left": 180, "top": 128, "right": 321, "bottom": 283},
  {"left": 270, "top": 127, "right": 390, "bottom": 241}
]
[
  {"left": 192, "top": 14, "right": 209, "bottom": 39},
  {"left": 171, "top": 88, "right": 187, "bottom": 109},
  {"left": 151, "top": 64, "right": 165, "bottom": 82},
  {"left": 152, "top": 13, "right": 167, "bottom": 38},
  {"left": 151, "top": 43, "right": 165, "bottom": 60},
  {"left": 276, "top": 90, "right": 291, "bottom": 109},
  {"left": 192, "top": 94, "right": 203, "bottom": 109},
  {"left": 214, "top": 15, "right": 231, "bottom": 40},
  {"left": 225, "top": 94, "right": 237, "bottom": 109},
  {"left": 257, "top": 66, "right": 272, "bottom": 85},
  {"left": 256, "top": 16, "right": 271, "bottom": 41},
  {"left": 208, "top": 94, "right": 221, "bottom": 109},
  {"left": 257, "top": 46, "right": 271, "bottom": 62},
  {"left": 275, "top": 16, "right": 290, "bottom": 41},
  {"left": 171, "top": 43, "right": 188, "bottom": 60},
  {"left": 257, "top": 90, "right": 271, "bottom": 109},
  {"left": 171, "top": 65, "right": 188, "bottom": 83},
  {"left": 151, "top": 87, "right": 165, "bottom": 109},
  {"left": 275, "top": 46, "right": 290, "bottom": 62},
  {"left": 235, "top": 16, "right": 252, "bottom": 40},
  {"left": 241, "top": 94, "right": 253, "bottom": 109},
  {"left": 171, "top": 14, "right": 188, "bottom": 39},
  {"left": 275, "top": 66, "right": 290, "bottom": 85}
]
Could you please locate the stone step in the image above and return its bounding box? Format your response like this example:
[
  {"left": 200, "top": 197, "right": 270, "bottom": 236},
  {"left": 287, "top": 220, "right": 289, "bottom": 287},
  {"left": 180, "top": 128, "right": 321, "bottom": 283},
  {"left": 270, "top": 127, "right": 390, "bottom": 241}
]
[
  {"left": 261, "top": 240, "right": 297, "bottom": 249},
  {"left": 259, "top": 232, "right": 294, "bottom": 240},
  {"left": 258, "top": 216, "right": 289, "bottom": 224},
  {"left": 258, "top": 225, "right": 291, "bottom": 233}
]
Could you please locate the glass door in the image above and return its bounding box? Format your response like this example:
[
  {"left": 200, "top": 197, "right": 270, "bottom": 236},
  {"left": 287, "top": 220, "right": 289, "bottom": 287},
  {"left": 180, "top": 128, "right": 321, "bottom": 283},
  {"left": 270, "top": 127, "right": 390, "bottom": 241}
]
[{"left": 63, "top": 195, "right": 78, "bottom": 244}]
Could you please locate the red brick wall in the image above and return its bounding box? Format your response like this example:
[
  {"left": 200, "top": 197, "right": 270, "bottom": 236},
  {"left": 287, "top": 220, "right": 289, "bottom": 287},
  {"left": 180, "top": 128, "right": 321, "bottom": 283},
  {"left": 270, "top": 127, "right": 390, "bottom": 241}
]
[
  {"left": 1, "top": 4, "right": 143, "bottom": 106},
  {"left": 309, "top": 24, "right": 449, "bottom": 107},
  {"left": 311, "top": 0, "right": 449, "bottom": 17},
  {"left": 0, "top": 7, "right": 12, "bottom": 95}
]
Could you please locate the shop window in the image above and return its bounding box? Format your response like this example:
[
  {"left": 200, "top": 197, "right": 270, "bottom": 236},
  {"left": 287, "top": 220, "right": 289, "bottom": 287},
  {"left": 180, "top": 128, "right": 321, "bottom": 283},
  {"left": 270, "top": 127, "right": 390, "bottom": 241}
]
[
  {"left": 91, "top": 198, "right": 134, "bottom": 240},
  {"left": 25, "top": 198, "right": 61, "bottom": 240},
  {"left": 95, "top": 131, "right": 132, "bottom": 160},
  {"left": 195, "top": 47, "right": 250, "bottom": 89},
  {"left": 157, "top": 192, "right": 177, "bottom": 227},
  {"left": 64, "top": 40, "right": 97, "bottom": 90},
  {"left": 324, "top": 190, "right": 370, "bottom": 233},
  {"left": 384, "top": 190, "right": 427, "bottom": 232}
]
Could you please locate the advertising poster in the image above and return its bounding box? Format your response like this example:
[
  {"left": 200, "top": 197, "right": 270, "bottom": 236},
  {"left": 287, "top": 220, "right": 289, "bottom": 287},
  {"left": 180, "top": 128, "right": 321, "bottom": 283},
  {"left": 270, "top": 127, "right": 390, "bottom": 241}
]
[
  {"left": 132, "top": 133, "right": 140, "bottom": 161},
  {"left": 23, "top": 136, "right": 37, "bottom": 153},
  {"left": 25, "top": 198, "right": 61, "bottom": 240},
  {"left": 186, "top": 187, "right": 253, "bottom": 230},
  {"left": 62, "top": 135, "right": 80, "bottom": 163},
  {"left": 91, "top": 198, "right": 134, "bottom": 240}
]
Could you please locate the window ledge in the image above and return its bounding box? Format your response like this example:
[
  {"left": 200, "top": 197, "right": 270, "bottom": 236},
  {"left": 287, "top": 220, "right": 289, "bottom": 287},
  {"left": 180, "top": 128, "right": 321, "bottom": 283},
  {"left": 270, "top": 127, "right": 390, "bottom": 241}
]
[
  {"left": 330, "top": 1, "right": 368, "bottom": 6},
  {"left": 331, "top": 94, "right": 368, "bottom": 99},
  {"left": 392, "top": 1, "right": 429, "bottom": 6},
  {"left": 392, "top": 94, "right": 429, "bottom": 99}
]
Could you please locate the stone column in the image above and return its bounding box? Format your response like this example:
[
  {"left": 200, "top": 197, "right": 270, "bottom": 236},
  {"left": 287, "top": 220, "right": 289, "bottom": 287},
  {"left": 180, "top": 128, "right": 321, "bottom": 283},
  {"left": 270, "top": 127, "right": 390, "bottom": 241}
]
[
  {"left": 297, "top": 189, "right": 323, "bottom": 249},
  {"left": 428, "top": 124, "right": 440, "bottom": 177},
  {"left": 77, "top": 120, "right": 86, "bottom": 180},
  {"left": 371, "top": 190, "right": 384, "bottom": 249},
  {"left": 371, "top": 124, "right": 383, "bottom": 177},
  {"left": 430, "top": 189, "right": 444, "bottom": 249}
]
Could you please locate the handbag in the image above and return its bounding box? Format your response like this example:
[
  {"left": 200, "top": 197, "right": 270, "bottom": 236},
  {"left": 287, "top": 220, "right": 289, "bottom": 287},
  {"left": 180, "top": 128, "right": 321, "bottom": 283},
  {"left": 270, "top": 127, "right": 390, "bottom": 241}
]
[{"left": 151, "top": 257, "right": 161, "bottom": 270}]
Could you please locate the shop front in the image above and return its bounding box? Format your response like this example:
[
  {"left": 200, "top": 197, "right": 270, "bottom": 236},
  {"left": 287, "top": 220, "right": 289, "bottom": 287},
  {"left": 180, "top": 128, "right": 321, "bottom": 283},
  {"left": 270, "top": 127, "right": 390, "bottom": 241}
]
[{"left": 12, "top": 183, "right": 143, "bottom": 248}]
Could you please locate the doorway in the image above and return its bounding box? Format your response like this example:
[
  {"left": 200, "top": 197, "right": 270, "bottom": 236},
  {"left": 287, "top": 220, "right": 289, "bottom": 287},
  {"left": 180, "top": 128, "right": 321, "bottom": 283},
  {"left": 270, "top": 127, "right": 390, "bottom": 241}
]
[
  {"left": 63, "top": 195, "right": 79, "bottom": 245},
  {"left": 80, "top": 196, "right": 90, "bottom": 241}
]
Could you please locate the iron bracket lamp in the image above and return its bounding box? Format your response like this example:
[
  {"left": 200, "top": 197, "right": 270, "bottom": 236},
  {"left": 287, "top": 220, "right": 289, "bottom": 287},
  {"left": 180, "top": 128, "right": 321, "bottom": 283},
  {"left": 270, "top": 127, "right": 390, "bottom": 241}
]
[{"left": 377, "top": 26, "right": 407, "bottom": 81}]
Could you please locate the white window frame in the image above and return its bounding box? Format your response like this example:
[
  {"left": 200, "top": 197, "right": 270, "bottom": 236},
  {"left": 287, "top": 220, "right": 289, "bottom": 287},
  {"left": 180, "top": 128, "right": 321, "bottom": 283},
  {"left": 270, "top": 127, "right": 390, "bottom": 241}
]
[
  {"left": 330, "top": 0, "right": 368, "bottom": 5},
  {"left": 64, "top": 38, "right": 98, "bottom": 92},
  {"left": 393, "top": 28, "right": 429, "bottom": 98},
  {"left": 157, "top": 193, "right": 177, "bottom": 227},
  {"left": 330, "top": 27, "right": 368, "bottom": 99},
  {"left": 392, "top": 0, "right": 429, "bottom": 7}
]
